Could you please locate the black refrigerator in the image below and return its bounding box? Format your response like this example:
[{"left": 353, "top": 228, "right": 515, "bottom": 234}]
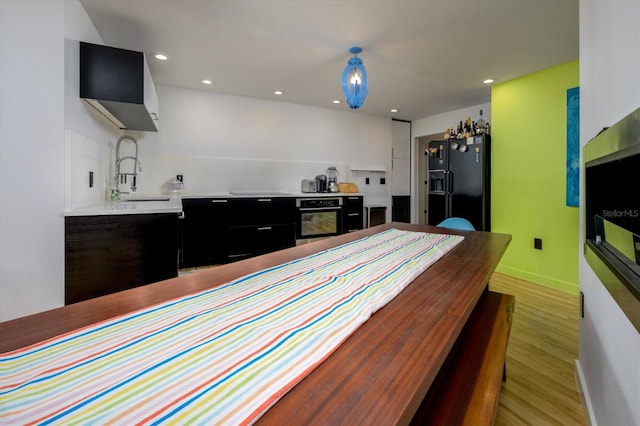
[{"left": 426, "top": 134, "right": 491, "bottom": 231}]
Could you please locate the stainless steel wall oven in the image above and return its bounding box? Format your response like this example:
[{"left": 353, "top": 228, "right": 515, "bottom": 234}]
[{"left": 296, "top": 197, "right": 342, "bottom": 239}]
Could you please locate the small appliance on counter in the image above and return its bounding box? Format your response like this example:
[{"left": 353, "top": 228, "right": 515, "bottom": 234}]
[
  {"left": 301, "top": 179, "right": 317, "bottom": 193},
  {"left": 168, "top": 175, "right": 185, "bottom": 194},
  {"left": 327, "top": 166, "right": 339, "bottom": 193},
  {"left": 315, "top": 174, "right": 327, "bottom": 193}
]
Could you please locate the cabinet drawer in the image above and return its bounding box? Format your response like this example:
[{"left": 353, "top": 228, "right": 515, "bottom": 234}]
[
  {"left": 343, "top": 196, "right": 363, "bottom": 210},
  {"left": 228, "top": 198, "right": 296, "bottom": 226},
  {"left": 344, "top": 215, "right": 363, "bottom": 233},
  {"left": 227, "top": 223, "right": 296, "bottom": 261}
]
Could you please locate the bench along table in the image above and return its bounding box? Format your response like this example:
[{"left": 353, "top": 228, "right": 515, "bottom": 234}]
[
  {"left": 0, "top": 223, "right": 511, "bottom": 424},
  {"left": 410, "top": 290, "right": 515, "bottom": 425}
]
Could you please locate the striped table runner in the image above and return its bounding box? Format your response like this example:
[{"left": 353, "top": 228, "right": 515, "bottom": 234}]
[{"left": 0, "top": 228, "right": 463, "bottom": 425}]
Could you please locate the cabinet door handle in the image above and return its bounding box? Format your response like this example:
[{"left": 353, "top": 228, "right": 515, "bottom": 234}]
[
  {"left": 258, "top": 198, "right": 272, "bottom": 202},
  {"left": 299, "top": 207, "right": 341, "bottom": 212},
  {"left": 210, "top": 199, "right": 228, "bottom": 204},
  {"left": 228, "top": 253, "right": 250, "bottom": 259},
  {"left": 257, "top": 226, "right": 272, "bottom": 231},
  {"left": 348, "top": 197, "right": 360, "bottom": 200},
  {"left": 348, "top": 213, "right": 359, "bottom": 217}
]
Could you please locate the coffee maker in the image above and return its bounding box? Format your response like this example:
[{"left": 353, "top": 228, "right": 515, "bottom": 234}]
[
  {"left": 327, "top": 166, "right": 339, "bottom": 193},
  {"left": 315, "top": 174, "right": 327, "bottom": 193}
]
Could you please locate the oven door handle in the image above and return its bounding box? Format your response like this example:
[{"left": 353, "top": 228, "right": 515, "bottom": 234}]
[{"left": 299, "top": 207, "right": 342, "bottom": 212}]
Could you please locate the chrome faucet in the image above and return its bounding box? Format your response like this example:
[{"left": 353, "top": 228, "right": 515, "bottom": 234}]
[
  {"left": 116, "top": 156, "right": 142, "bottom": 191},
  {"left": 114, "top": 135, "right": 141, "bottom": 192}
]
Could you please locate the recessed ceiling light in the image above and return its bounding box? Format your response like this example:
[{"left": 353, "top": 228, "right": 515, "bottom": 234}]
[
  {"left": 154, "top": 53, "right": 168, "bottom": 61},
  {"left": 483, "top": 78, "right": 495, "bottom": 84},
  {"left": 274, "top": 90, "right": 283, "bottom": 95},
  {"left": 202, "top": 79, "right": 212, "bottom": 85},
  {"left": 390, "top": 109, "right": 398, "bottom": 113},
  {"left": 333, "top": 100, "right": 341, "bottom": 104}
]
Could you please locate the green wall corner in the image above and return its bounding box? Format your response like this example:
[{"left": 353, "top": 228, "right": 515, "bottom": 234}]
[{"left": 491, "top": 60, "right": 580, "bottom": 294}]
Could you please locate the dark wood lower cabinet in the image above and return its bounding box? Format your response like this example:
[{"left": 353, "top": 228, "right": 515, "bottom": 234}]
[
  {"left": 180, "top": 198, "right": 229, "bottom": 268},
  {"left": 65, "top": 213, "right": 179, "bottom": 305},
  {"left": 392, "top": 195, "right": 410, "bottom": 223},
  {"left": 180, "top": 197, "right": 297, "bottom": 267},
  {"left": 227, "top": 224, "right": 296, "bottom": 262},
  {"left": 342, "top": 196, "right": 364, "bottom": 232},
  {"left": 66, "top": 196, "right": 367, "bottom": 303}
]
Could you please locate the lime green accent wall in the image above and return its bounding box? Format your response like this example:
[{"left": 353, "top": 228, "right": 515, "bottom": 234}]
[{"left": 492, "top": 61, "right": 579, "bottom": 294}]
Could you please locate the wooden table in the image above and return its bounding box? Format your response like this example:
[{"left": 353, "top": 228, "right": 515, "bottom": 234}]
[{"left": 0, "top": 223, "right": 510, "bottom": 424}]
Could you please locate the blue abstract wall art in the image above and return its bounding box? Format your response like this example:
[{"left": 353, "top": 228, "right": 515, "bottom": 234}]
[{"left": 566, "top": 87, "right": 579, "bottom": 207}]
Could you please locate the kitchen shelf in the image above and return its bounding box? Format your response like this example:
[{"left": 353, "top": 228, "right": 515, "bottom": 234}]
[{"left": 350, "top": 166, "right": 387, "bottom": 172}]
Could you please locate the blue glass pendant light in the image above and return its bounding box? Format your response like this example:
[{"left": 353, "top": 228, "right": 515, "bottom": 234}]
[{"left": 341, "top": 47, "right": 368, "bottom": 109}]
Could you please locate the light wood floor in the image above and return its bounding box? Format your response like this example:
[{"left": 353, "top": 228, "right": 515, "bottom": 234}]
[{"left": 489, "top": 273, "right": 587, "bottom": 425}]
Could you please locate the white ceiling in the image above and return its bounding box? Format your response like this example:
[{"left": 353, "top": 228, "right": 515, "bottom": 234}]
[{"left": 79, "top": 0, "right": 578, "bottom": 121}]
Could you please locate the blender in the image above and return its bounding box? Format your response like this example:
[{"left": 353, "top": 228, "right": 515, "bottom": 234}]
[{"left": 327, "top": 166, "right": 339, "bottom": 193}]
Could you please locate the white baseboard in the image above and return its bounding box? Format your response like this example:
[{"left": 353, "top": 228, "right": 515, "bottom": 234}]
[
  {"left": 494, "top": 264, "right": 579, "bottom": 294},
  {"left": 575, "top": 359, "right": 597, "bottom": 426}
]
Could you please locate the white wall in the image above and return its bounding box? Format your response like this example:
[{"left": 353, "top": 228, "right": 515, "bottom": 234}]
[
  {"left": 0, "top": 0, "right": 66, "bottom": 320},
  {"left": 119, "top": 85, "right": 392, "bottom": 206},
  {"left": 409, "top": 103, "right": 491, "bottom": 222},
  {"left": 0, "top": 0, "right": 109, "bottom": 321},
  {"left": 578, "top": 1, "right": 640, "bottom": 425}
]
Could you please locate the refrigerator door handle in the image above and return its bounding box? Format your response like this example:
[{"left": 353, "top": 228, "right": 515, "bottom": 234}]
[{"left": 448, "top": 171, "right": 454, "bottom": 193}]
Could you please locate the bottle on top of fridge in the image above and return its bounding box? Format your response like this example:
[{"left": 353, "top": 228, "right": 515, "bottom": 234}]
[{"left": 476, "top": 109, "right": 486, "bottom": 134}]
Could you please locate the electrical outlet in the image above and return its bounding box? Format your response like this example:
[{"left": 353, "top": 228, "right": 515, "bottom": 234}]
[
  {"left": 365, "top": 177, "right": 370, "bottom": 185},
  {"left": 380, "top": 177, "right": 386, "bottom": 185},
  {"left": 534, "top": 238, "right": 542, "bottom": 250}
]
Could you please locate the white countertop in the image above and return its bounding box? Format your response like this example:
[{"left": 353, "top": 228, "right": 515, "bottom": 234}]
[
  {"left": 64, "top": 192, "right": 365, "bottom": 216},
  {"left": 64, "top": 196, "right": 183, "bottom": 217},
  {"left": 182, "top": 191, "right": 364, "bottom": 199}
]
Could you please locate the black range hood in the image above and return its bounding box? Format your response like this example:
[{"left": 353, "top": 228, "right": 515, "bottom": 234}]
[{"left": 80, "top": 41, "right": 159, "bottom": 132}]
